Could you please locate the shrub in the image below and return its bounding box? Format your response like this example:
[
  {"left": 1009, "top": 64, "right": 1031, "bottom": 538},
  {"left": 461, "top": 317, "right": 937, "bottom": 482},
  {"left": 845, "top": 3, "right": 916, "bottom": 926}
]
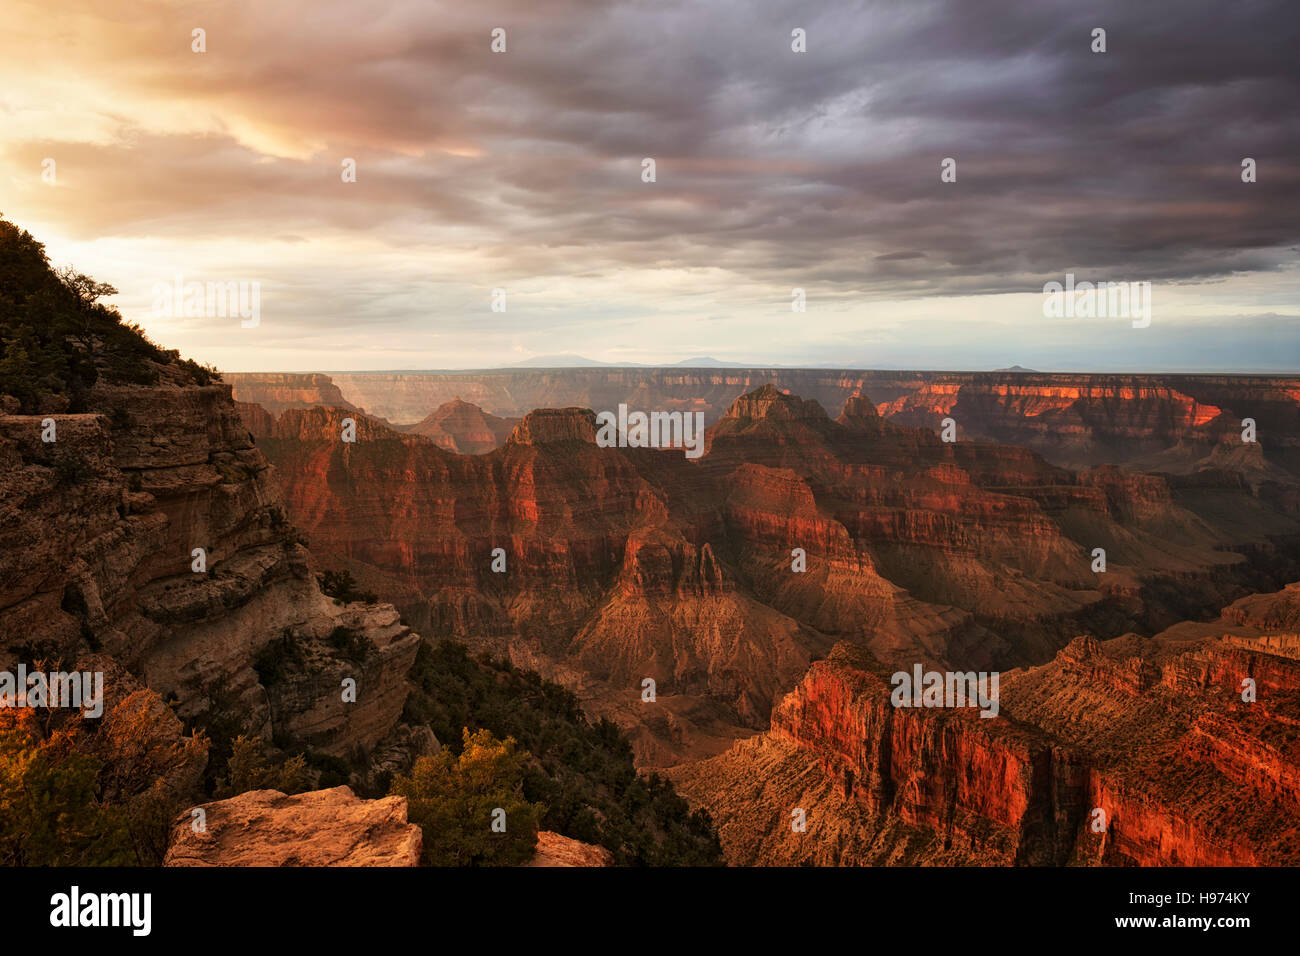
[
  {"left": 251, "top": 631, "right": 303, "bottom": 688},
  {"left": 215, "top": 735, "right": 311, "bottom": 798},
  {"left": 52, "top": 450, "right": 92, "bottom": 485},
  {"left": 317, "top": 569, "right": 377, "bottom": 605},
  {"left": 390, "top": 728, "right": 540, "bottom": 866},
  {"left": 327, "top": 625, "right": 373, "bottom": 664}
]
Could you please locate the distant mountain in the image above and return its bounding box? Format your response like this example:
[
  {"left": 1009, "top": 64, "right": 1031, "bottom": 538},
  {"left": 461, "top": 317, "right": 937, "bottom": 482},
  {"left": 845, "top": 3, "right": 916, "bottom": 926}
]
[
  {"left": 672, "top": 357, "right": 748, "bottom": 367},
  {"left": 511, "top": 355, "right": 752, "bottom": 369},
  {"left": 510, "top": 354, "right": 613, "bottom": 367},
  {"left": 996, "top": 365, "right": 1039, "bottom": 372}
]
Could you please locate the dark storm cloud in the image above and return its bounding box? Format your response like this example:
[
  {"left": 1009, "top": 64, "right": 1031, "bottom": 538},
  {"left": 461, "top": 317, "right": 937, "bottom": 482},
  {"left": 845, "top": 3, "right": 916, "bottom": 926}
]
[{"left": 2, "top": 0, "right": 1296, "bottom": 369}]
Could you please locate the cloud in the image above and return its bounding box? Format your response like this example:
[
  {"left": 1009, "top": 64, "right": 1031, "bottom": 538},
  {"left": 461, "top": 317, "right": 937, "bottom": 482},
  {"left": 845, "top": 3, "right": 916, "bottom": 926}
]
[{"left": 0, "top": 0, "right": 1296, "bottom": 370}]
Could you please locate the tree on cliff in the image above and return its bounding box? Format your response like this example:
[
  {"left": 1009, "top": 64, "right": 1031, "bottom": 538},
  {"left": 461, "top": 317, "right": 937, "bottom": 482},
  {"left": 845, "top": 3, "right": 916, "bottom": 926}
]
[
  {"left": 0, "top": 707, "right": 130, "bottom": 865},
  {"left": 390, "top": 728, "right": 540, "bottom": 866},
  {"left": 0, "top": 214, "right": 219, "bottom": 412}
]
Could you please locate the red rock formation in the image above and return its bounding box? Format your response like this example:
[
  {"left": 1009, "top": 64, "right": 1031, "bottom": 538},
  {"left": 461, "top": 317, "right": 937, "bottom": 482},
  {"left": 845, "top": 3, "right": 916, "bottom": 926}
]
[
  {"left": 670, "top": 610, "right": 1300, "bottom": 866},
  {"left": 526, "top": 831, "right": 615, "bottom": 867},
  {"left": 255, "top": 367, "right": 1300, "bottom": 479},
  {"left": 163, "top": 787, "right": 611, "bottom": 867},
  {"left": 164, "top": 786, "right": 423, "bottom": 866},
  {"left": 406, "top": 398, "right": 518, "bottom": 454}
]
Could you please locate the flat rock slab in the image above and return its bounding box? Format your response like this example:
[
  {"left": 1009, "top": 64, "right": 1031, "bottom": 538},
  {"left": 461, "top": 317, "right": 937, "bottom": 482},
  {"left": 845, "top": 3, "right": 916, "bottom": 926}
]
[
  {"left": 527, "top": 831, "right": 614, "bottom": 867},
  {"left": 164, "top": 786, "right": 422, "bottom": 867}
]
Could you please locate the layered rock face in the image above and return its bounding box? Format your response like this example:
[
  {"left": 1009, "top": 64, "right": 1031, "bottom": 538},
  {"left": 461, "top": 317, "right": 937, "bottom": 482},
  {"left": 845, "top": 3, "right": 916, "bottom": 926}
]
[
  {"left": 0, "top": 369, "right": 423, "bottom": 765},
  {"left": 237, "top": 384, "right": 1300, "bottom": 769},
  {"left": 226, "top": 368, "right": 1300, "bottom": 478},
  {"left": 669, "top": 587, "right": 1300, "bottom": 866},
  {"left": 164, "top": 786, "right": 423, "bottom": 866},
  {"left": 225, "top": 372, "right": 356, "bottom": 417}
]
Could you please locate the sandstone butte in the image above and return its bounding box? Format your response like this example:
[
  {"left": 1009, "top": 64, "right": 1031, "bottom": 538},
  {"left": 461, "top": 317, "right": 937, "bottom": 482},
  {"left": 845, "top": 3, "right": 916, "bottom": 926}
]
[
  {"left": 162, "top": 786, "right": 611, "bottom": 867},
  {"left": 233, "top": 382, "right": 1300, "bottom": 779},
  {"left": 403, "top": 397, "right": 518, "bottom": 455}
]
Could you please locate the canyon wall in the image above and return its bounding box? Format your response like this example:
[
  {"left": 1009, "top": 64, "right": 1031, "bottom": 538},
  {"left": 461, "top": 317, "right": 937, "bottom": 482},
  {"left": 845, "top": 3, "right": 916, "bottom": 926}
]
[
  {"left": 223, "top": 372, "right": 356, "bottom": 417},
  {"left": 228, "top": 368, "right": 1300, "bottom": 476}
]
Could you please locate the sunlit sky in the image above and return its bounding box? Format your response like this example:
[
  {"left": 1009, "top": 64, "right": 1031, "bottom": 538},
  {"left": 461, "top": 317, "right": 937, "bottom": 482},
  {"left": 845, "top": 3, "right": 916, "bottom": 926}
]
[{"left": 2, "top": 0, "right": 1297, "bottom": 372}]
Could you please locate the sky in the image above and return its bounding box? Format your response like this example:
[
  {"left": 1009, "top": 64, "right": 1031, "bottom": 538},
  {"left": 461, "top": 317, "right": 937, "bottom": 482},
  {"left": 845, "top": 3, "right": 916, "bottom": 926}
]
[{"left": 1, "top": 0, "right": 1298, "bottom": 372}]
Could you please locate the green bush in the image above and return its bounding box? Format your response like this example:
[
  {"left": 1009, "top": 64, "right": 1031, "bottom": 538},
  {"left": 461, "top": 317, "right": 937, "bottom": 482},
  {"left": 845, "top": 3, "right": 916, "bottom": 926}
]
[
  {"left": 215, "top": 735, "right": 311, "bottom": 798},
  {"left": 327, "top": 625, "right": 373, "bottom": 664},
  {"left": 51, "top": 450, "right": 93, "bottom": 486},
  {"left": 390, "top": 728, "right": 540, "bottom": 866},
  {"left": 252, "top": 631, "right": 304, "bottom": 688}
]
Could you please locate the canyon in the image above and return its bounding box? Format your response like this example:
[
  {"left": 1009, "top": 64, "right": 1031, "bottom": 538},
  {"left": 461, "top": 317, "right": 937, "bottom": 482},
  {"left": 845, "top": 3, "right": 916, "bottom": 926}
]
[
  {"left": 1, "top": 221, "right": 723, "bottom": 869},
  {"left": 8, "top": 322, "right": 1300, "bottom": 865},
  {"left": 232, "top": 376, "right": 1300, "bottom": 795},
  {"left": 668, "top": 585, "right": 1300, "bottom": 866}
]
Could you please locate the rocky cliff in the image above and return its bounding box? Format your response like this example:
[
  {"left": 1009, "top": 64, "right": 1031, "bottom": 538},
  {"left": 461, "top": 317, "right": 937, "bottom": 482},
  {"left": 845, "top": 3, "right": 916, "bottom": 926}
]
[
  {"left": 225, "top": 372, "right": 357, "bottom": 417},
  {"left": 668, "top": 588, "right": 1300, "bottom": 866},
  {"left": 0, "top": 367, "right": 424, "bottom": 767}
]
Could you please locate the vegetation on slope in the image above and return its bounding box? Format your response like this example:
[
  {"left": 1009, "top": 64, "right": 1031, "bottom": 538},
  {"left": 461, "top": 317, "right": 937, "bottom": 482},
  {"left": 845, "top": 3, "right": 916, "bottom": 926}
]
[
  {"left": 0, "top": 215, "right": 218, "bottom": 413},
  {"left": 402, "top": 639, "right": 724, "bottom": 866},
  {"left": 0, "top": 687, "right": 208, "bottom": 866}
]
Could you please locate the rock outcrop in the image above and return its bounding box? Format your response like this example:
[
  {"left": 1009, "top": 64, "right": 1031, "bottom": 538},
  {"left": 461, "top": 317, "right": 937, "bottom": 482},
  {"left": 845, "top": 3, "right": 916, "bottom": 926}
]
[
  {"left": 0, "top": 371, "right": 424, "bottom": 767},
  {"left": 162, "top": 786, "right": 612, "bottom": 867},
  {"left": 225, "top": 372, "right": 357, "bottom": 417},
  {"left": 164, "top": 786, "right": 422, "bottom": 866},
  {"left": 527, "top": 831, "right": 615, "bottom": 867},
  {"left": 406, "top": 398, "right": 518, "bottom": 454}
]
